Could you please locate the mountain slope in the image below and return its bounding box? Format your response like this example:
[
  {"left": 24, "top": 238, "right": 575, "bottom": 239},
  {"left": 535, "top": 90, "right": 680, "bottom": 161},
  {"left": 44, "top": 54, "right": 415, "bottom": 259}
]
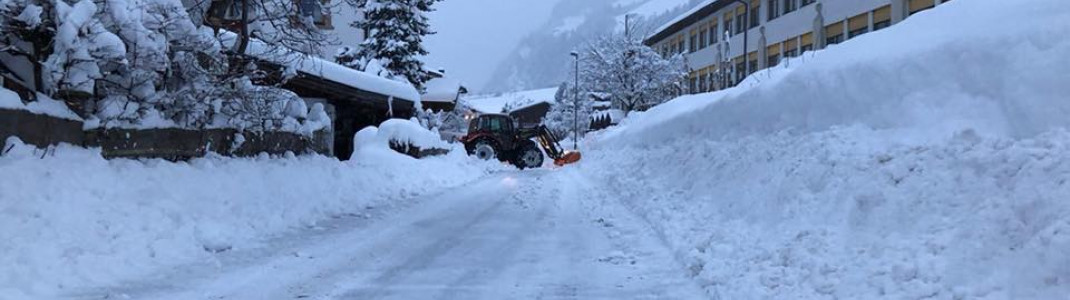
[{"left": 482, "top": 0, "right": 701, "bottom": 92}]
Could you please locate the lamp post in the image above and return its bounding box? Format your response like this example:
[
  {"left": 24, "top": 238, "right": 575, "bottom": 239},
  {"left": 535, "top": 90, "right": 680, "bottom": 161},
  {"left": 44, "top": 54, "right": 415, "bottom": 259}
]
[
  {"left": 734, "top": 0, "right": 751, "bottom": 78},
  {"left": 570, "top": 51, "right": 580, "bottom": 150}
]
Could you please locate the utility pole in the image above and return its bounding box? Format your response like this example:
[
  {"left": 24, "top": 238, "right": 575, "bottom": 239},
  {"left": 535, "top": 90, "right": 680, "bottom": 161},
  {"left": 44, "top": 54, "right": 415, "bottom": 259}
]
[{"left": 570, "top": 52, "right": 580, "bottom": 150}]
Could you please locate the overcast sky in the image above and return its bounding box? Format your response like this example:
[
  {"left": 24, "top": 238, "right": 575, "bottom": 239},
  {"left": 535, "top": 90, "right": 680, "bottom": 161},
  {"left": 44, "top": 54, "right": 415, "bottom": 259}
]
[
  {"left": 422, "top": 0, "right": 562, "bottom": 93},
  {"left": 327, "top": 0, "right": 561, "bottom": 93}
]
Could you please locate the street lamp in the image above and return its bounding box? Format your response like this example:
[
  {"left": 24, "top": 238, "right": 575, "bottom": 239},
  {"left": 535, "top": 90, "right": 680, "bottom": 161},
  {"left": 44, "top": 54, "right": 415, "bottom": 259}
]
[{"left": 570, "top": 51, "right": 579, "bottom": 150}]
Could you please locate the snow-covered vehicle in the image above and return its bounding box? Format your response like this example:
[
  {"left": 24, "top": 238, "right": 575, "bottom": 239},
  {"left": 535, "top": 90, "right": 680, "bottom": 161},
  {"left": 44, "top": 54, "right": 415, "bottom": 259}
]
[{"left": 460, "top": 114, "right": 581, "bottom": 169}]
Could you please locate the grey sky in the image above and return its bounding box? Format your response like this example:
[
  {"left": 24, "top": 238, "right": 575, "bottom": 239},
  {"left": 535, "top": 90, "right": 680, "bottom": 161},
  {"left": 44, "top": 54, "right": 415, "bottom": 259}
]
[
  {"left": 327, "top": 0, "right": 560, "bottom": 93},
  {"left": 422, "top": 0, "right": 562, "bottom": 93}
]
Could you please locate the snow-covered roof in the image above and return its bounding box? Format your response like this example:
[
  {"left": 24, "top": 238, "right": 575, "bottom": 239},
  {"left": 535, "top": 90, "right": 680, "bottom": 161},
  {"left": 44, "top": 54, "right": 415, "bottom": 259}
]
[
  {"left": 645, "top": 0, "right": 723, "bottom": 46},
  {"left": 421, "top": 76, "right": 463, "bottom": 103},
  {"left": 466, "top": 87, "right": 559, "bottom": 114},
  {"left": 218, "top": 32, "right": 421, "bottom": 103}
]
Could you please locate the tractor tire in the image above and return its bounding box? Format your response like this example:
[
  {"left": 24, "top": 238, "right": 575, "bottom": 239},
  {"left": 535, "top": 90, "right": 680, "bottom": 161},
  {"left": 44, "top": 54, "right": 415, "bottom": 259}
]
[
  {"left": 469, "top": 140, "right": 499, "bottom": 161},
  {"left": 512, "top": 140, "right": 545, "bottom": 169}
]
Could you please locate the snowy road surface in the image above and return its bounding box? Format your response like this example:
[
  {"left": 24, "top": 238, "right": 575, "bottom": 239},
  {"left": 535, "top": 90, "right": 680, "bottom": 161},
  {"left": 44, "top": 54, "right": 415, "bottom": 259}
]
[{"left": 73, "top": 171, "right": 704, "bottom": 300}]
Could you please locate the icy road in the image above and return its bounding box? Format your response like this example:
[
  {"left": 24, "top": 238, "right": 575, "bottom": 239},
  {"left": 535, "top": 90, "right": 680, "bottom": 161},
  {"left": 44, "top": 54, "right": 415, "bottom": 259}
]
[{"left": 75, "top": 170, "right": 705, "bottom": 300}]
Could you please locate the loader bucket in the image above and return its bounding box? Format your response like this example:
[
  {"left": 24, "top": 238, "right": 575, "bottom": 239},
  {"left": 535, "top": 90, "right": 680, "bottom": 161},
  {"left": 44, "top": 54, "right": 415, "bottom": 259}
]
[{"left": 554, "top": 151, "right": 582, "bottom": 166}]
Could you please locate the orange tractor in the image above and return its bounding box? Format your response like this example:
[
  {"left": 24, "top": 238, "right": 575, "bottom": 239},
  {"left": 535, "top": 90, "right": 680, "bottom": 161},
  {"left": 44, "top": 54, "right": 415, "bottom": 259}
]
[{"left": 459, "top": 114, "right": 581, "bottom": 169}]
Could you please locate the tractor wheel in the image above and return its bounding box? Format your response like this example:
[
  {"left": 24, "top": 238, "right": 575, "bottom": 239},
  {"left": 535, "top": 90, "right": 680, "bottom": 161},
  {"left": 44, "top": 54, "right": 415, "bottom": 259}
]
[
  {"left": 471, "top": 140, "right": 499, "bottom": 161},
  {"left": 513, "top": 141, "right": 544, "bottom": 169}
]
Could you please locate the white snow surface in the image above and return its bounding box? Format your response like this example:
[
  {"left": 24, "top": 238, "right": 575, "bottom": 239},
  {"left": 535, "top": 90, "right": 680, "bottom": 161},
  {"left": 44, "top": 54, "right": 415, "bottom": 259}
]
[
  {"left": 0, "top": 135, "right": 499, "bottom": 299},
  {"left": 466, "top": 87, "right": 558, "bottom": 114},
  {"left": 355, "top": 118, "right": 451, "bottom": 151},
  {"left": 421, "top": 76, "right": 463, "bottom": 103},
  {"left": 579, "top": 0, "right": 1070, "bottom": 298},
  {"left": 0, "top": 88, "right": 83, "bottom": 121}
]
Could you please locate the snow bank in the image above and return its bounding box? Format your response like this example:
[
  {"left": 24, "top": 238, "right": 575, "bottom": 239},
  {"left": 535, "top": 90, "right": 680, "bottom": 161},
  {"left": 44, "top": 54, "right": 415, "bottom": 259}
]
[
  {"left": 0, "top": 136, "right": 498, "bottom": 298},
  {"left": 580, "top": 0, "right": 1070, "bottom": 299},
  {"left": 354, "top": 119, "right": 451, "bottom": 153}
]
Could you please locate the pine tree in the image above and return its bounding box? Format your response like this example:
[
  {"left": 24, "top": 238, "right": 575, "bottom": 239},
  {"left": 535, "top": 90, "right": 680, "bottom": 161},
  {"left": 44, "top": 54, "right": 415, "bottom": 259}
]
[{"left": 348, "top": 0, "right": 441, "bottom": 90}]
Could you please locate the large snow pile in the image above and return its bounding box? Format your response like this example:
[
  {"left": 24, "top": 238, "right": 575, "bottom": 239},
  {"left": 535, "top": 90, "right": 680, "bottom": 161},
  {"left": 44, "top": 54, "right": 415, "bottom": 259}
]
[
  {"left": 0, "top": 136, "right": 499, "bottom": 298},
  {"left": 579, "top": 1, "right": 1070, "bottom": 299}
]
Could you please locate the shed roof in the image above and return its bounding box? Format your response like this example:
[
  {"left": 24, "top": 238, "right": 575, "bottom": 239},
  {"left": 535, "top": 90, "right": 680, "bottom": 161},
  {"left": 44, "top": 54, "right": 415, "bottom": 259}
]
[
  {"left": 466, "top": 87, "right": 559, "bottom": 114},
  {"left": 218, "top": 32, "right": 421, "bottom": 103}
]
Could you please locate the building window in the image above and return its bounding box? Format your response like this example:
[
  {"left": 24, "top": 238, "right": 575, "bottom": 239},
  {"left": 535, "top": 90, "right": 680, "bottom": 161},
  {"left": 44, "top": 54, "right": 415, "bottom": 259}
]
[
  {"left": 767, "top": 0, "right": 779, "bottom": 21},
  {"left": 735, "top": 13, "right": 745, "bottom": 34},
  {"left": 699, "top": 29, "right": 708, "bottom": 49},
  {"left": 849, "top": 27, "right": 868, "bottom": 39},
  {"left": 699, "top": 74, "right": 708, "bottom": 92},
  {"left": 873, "top": 20, "right": 891, "bottom": 31},
  {"left": 767, "top": 54, "right": 779, "bottom": 68},
  {"left": 800, "top": 0, "right": 815, "bottom": 6},
  {"left": 826, "top": 34, "right": 843, "bottom": 45},
  {"left": 783, "top": 48, "right": 797, "bottom": 58},
  {"left": 690, "top": 34, "right": 698, "bottom": 52},
  {"left": 677, "top": 40, "right": 685, "bottom": 54},
  {"left": 748, "top": 60, "right": 758, "bottom": 75},
  {"left": 783, "top": 0, "right": 797, "bottom": 14},
  {"left": 749, "top": 8, "right": 759, "bottom": 29},
  {"left": 709, "top": 25, "right": 718, "bottom": 43},
  {"left": 735, "top": 62, "right": 746, "bottom": 83},
  {"left": 689, "top": 77, "right": 698, "bottom": 93},
  {"left": 909, "top": 0, "right": 936, "bottom": 15},
  {"left": 800, "top": 43, "right": 813, "bottom": 53},
  {"left": 724, "top": 18, "right": 733, "bottom": 36}
]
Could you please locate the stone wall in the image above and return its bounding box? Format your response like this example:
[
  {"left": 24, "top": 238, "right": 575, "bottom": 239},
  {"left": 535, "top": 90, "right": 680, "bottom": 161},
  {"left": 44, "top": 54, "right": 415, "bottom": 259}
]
[{"left": 1, "top": 108, "right": 331, "bottom": 160}]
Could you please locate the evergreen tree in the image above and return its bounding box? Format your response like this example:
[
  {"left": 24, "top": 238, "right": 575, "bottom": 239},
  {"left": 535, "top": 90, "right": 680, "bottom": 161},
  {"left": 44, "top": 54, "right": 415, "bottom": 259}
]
[{"left": 348, "top": 0, "right": 441, "bottom": 90}]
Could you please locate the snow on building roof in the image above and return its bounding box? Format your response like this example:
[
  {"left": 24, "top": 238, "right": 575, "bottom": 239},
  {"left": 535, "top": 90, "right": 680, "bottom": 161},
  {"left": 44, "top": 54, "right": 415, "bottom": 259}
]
[
  {"left": 218, "top": 32, "right": 421, "bottom": 103},
  {"left": 421, "top": 76, "right": 463, "bottom": 103},
  {"left": 466, "top": 87, "right": 559, "bottom": 114},
  {"left": 645, "top": 0, "right": 723, "bottom": 46}
]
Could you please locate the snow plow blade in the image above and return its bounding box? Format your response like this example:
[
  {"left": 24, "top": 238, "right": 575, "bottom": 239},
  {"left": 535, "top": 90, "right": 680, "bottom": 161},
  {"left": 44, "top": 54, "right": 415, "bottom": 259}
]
[{"left": 554, "top": 151, "right": 582, "bottom": 166}]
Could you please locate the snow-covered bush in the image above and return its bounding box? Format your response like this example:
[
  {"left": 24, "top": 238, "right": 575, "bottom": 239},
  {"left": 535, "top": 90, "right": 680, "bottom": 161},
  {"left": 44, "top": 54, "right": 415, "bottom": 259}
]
[
  {"left": 544, "top": 81, "right": 593, "bottom": 139},
  {"left": 574, "top": 25, "right": 687, "bottom": 114},
  {"left": 354, "top": 118, "right": 451, "bottom": 156}
]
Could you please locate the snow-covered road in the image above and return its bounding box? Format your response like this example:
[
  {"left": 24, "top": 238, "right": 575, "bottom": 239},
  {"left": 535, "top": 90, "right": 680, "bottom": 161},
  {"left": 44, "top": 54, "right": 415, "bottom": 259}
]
[{"left": 71, "top": 171, "right": 704, "bottom": 300}]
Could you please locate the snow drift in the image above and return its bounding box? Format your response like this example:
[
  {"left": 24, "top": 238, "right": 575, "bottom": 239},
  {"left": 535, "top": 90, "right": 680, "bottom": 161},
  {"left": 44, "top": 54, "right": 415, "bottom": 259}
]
[
  {"left": 580, "top": 0, "right": 1070, "bottom": 299},
  {"left": 0, "top": 129, "right": 498, "bottom": 298}
]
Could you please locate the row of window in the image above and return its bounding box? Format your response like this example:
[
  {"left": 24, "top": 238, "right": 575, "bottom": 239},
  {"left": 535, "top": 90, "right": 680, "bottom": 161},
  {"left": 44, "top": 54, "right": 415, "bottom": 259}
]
[
  {"left": 665, "top": 0, "right": 822, "bottom": 56},
  {"left": 767, "top": 0, "right": 816, "bottom": 22}
]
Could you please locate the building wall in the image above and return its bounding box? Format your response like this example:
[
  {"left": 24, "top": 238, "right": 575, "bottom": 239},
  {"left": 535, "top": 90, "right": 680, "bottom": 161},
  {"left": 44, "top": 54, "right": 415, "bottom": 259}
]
[{"left": 651, "top": 0, "right": 952, "bottom": 93}]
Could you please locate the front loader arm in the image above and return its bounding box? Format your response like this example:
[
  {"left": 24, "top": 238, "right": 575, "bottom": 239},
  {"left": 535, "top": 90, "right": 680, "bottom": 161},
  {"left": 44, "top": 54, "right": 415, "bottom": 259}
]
[{"left": 530, "top": 125, "right": 581, "bottom": 166}]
